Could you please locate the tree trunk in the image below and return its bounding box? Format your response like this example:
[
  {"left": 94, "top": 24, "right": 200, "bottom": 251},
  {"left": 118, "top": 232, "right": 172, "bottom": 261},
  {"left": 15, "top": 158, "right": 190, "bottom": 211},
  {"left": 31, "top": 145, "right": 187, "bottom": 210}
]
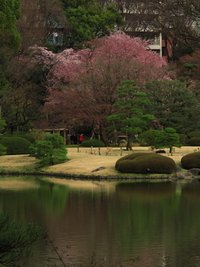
[
  {"left": 99, "top": 122, "right": 110, "bottom": 146},
  {"left": 126, "top": 135, "right": 133, "bottom": 150}
]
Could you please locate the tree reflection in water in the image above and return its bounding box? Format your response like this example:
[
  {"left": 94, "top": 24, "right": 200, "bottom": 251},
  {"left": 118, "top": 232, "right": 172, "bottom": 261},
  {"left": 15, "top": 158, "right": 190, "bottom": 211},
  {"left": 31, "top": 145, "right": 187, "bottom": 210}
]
[{"left": 0, "top": 178, "right": 200, "bottom": 267}]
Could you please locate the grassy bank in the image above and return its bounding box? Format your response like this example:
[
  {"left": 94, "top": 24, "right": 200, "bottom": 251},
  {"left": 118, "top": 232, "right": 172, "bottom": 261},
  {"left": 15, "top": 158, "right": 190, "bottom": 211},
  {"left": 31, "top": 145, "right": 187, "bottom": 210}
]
[{"left": 0, "top": 147, "right": 199, "bottom": 179}]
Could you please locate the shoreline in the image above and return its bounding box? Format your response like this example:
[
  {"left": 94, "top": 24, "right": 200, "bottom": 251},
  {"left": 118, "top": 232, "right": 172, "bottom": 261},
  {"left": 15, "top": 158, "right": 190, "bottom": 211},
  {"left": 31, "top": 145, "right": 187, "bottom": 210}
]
[{"left": 0, "top": 169, "right": 173, "bottom": 181}]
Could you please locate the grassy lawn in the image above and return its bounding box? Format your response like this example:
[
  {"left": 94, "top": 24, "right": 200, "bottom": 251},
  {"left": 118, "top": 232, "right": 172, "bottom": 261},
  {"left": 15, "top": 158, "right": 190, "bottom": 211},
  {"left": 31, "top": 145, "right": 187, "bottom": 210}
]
[
  {"left": 0, "top": 155, "right": 37, "bottom": 172},
  {"left": 44, "top": 146, "right": 200, "bottom": 177},
  {"left": 0, "top": 146, "right": 199, "bottom": 177}
]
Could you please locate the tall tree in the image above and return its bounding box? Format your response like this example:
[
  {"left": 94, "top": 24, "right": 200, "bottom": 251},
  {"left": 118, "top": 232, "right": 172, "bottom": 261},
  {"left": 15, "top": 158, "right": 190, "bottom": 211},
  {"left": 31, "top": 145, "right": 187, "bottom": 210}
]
[
  {"left": 31, "top": 32, "right": 166, "bottom": 87},
  {"left": 2, "top": 55, "right": 48, "bottom": 132},
  {"left": 31, "top": 32, "right": 167, "bottom": 141},
  {"left": 141, "top": 128, "right": 180, "bottom": 155},
  {"left": 0, "top": 0, "right": 21, "bottom": 116},
  {"left": 61, "top": 0, "right": 122, "bottom": 48},
  {"left": 145, "top": 80, "right": 200, "bottom": 134},
  {"left": 177, "top": 50, "right": 200, "bottom": 87},
  {"left": 18, "top": 0, "right": 68, "bottom": 51},
  {"left": 0, "top": 0, "right": 20, "bottom": 56},
  {"left": 107, "top": 80, "right": 154, "bottom": 150}
]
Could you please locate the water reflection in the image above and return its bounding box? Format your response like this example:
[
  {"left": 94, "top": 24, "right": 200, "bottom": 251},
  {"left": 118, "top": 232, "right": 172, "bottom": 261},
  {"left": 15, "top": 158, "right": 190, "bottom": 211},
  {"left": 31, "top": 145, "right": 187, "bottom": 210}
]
[
  {"left": 116, "top": 182, "right": 176, "bottom": 201},
  {"left": 0, "top": 177, "right": 39, "bottom": 190},
  {"left": 43, "top": 178, "right": 116, "bottom": 193},
  {"left": 0, "top": 177, "right": 200, "bottom": 266},
  {"left": 182, "top": 181, "right": 200, "bottom": 199},
  {"left": 0, "top": 177, "right": 69, "bottom": 219}
]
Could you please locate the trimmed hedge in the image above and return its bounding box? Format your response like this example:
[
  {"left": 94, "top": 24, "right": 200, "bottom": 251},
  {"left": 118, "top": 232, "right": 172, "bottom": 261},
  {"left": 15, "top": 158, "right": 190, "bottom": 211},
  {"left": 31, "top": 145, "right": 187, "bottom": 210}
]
[
  {"left": 0, "top": 133, "right": 36, "bottom": 143},
  {"left": 0, "top": 137, "right": 31, "bottom": 155},
  {"left": 115, "top": 153, "right": 176, "bottom": 174},
  {"left": 81, "top": 139, "right": 105, "bottom": 147},
  {"left": 181, "top": 152, "right": 200, "bottom": 169},
  {"left": 16, "top": 133, "right": 36, "bottom": 143}
]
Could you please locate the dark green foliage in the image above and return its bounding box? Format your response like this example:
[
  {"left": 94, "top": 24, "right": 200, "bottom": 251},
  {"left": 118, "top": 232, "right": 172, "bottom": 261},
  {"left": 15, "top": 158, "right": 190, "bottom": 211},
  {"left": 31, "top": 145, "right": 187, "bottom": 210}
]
[
  {"left": 108, "top": 80, "right": 154, "bottom": 150},
  {"left": 0, "top": 214, "right": 44, "bottom": 267},
  {"left": 16, "top": 133, "right": 36, "bottom": 143},
  {"left": 188, "top": 131, "right": 200, "bottom": 138},
  {"left": 2, "top": 133, "right": 36, "bottom": 143},
  {"left": 186, "top": 131, "right": 200, "bottom": 145},
  {"left": 30, "top": 140, "right": 53, "bottom": 159},
  {"left": 0, "top": 0, "right": 20, "bottom": 54},
  {"left": 0, "top": 0, "right": 20, "bottom": 99},
  {"left": 140, "top": 129, "right": 165, "bottom": 147},
  {"left": 187, "top": 137, "right": 200, "bottom": 146},
  {"left": 163, "top": 127, "right": 181, "bottom": 147},
  {"left": 179, "top": 133, "right": 188, "bottom": 145},
  {"left": 140, "top": 128, "right": 180, "bottom": 153},
  {"left": 115, "top": 153, "right": 176, "bottom": 174},
  {"left": 145, "top": 80, "right": 200, "bottom": 133},
  {"left": 42, "top": 133, "right": 65, "bottom": 148},
  {"left": 0, "top": 117, "right": 6, "bottom": 132},
  {"left": 31, "top": 133, "right": 67, "bottom": 166},
  {"left": 51, "top": 148, "right": 68, "bottom": 165},
  {"left": 181, "top": 152, "right": 200, "bottom": 169},
  {"left": 61, "top": 0, "right": 122, "bottom": 47},
  {"left": 0, "top": 144, "right": 6, "bottom": 156},
  {"left": 81, "top": 139, "right": 105, "bottom": 147},
  {"left": 2, "top": 62, "right": 48, "bottom": 133},
  {"left": 0, "top": 137, "right": 31, "bottom": 154}
]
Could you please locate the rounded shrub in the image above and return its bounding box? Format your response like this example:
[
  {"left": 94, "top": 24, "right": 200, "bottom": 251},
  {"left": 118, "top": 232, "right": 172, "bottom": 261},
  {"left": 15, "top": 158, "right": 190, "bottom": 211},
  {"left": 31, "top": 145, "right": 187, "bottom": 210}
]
[
  {"left": 31, "top": 133, "right": 67, "bottom": 166},
  {"left": 115, "top": 153, "right": 176, "bottom": 174},
  {"left": 51, "top": 148, "right": 67, "bottom": 165},
  {"left": 16, "top": 133, "right": 36, "bottom": 143},
  {"left": 42, "top": 133, "right": 65, "bottom": 148},
  {"left": 181, "top": 152, "right": 200, "bottom": 169},
  {"left": 0, "top": 133, "right": 35, "bottom": 143},
  {"left": 0, "top": 137, "right": 31, "bottom": 155},
  {"left": 81, "top": 139, "right": 105, "bottom": 147}
]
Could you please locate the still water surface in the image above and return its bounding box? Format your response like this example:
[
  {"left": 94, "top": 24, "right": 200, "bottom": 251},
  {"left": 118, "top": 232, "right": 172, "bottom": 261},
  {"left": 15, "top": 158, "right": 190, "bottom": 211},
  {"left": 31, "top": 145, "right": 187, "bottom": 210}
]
[{"left": 0, "top": 176, "right": 200, "bottom": 267}]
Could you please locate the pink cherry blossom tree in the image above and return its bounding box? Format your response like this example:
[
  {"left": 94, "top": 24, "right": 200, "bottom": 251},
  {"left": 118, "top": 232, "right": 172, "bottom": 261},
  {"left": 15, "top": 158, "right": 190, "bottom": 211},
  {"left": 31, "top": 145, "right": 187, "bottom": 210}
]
[{"left": 32, "top": 32, "right": 168, "bottom": 142}]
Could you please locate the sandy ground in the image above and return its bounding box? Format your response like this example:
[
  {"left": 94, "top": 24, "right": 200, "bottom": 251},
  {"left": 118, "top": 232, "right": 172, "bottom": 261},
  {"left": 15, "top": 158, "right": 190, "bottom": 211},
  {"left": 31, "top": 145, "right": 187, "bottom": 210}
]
[{"left": 0, "top": 146, "right": 199, "bottom": 176}]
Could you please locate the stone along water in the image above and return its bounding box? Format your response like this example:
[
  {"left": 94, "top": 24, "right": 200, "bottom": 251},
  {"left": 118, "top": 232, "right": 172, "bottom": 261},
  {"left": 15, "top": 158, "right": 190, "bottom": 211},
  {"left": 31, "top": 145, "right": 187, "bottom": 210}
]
[{"left": 0, "top": 177, "right": 200, "bottom": 267}]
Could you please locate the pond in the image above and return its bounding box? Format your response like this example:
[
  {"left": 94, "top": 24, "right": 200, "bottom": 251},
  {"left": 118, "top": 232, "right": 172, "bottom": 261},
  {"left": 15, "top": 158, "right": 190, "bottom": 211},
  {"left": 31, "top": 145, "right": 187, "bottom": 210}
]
[{"left": 0, "top": 176, "right": 200, "bottom": 267}]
